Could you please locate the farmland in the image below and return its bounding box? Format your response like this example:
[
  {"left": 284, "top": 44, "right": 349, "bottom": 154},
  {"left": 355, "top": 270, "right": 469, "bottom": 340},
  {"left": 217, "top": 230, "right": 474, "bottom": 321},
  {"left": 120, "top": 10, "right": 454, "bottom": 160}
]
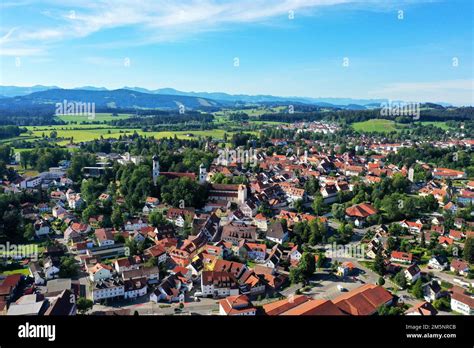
[{"left": 351, "top": 119, "right": 401, "bottom": 133}]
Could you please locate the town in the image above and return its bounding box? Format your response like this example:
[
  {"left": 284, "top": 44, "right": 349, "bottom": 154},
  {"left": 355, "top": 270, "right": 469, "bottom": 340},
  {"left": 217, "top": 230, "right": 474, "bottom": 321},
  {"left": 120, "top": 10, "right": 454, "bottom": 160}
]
[{"left": 0, "top": 113, "right": 473, "bottom": 317}]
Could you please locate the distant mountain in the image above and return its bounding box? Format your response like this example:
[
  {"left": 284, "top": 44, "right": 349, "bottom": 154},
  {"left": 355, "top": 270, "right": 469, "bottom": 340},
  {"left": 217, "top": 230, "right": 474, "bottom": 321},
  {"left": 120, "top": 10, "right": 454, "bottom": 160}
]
[
  {"left": 0, "top": 88, "right": 222, "bottom": 110},
  {"left": 0, "top": 85, "right": 453, "bottom": 109},
  {"left": 0, "top": 85, "right": 59, "bottom": 97}
]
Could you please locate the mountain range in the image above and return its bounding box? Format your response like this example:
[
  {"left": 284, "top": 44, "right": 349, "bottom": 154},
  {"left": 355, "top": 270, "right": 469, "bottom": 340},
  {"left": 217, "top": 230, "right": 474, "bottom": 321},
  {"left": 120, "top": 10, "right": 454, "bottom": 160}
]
[{"left": 0, "top": 85, "right": 453, "bottom": 110}]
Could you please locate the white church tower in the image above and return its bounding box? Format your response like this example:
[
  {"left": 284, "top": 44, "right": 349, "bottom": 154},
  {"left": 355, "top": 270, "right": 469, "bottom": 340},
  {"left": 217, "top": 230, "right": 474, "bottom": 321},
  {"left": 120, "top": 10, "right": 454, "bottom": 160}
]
[
  {"left": 152, "top": 155, "right": 160, "bottom": 185},
  {"left": 199, "top": 163, "right": 207, "bottom": 184}
]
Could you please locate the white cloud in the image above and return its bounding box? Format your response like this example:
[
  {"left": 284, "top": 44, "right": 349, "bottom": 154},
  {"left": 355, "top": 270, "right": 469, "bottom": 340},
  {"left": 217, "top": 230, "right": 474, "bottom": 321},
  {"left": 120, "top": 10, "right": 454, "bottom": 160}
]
[
  {"left": 0, "top": 0, "right": 429, "bottom": 54},
  {"left": 369, "top": 79, "right": 474, "bottom": 106}
]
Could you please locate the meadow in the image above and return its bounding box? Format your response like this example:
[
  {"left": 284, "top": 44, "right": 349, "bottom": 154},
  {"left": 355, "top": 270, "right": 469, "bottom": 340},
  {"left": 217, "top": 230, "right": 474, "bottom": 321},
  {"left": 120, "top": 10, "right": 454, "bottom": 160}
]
[
  {"left": 351, "top": 119, "right": 401, "bottom": 133},
  {"left": 352, "top": 119, "right": 452, "bottom": 133}
]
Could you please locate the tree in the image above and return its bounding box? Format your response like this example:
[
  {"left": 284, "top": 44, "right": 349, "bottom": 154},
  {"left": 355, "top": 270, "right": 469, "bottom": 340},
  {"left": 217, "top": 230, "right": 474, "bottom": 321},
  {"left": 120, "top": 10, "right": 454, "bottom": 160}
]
[
  {"left": 114, "top": 233, "right": 125, "bottom": 244},
  {"left": 331, "top": 203, "right": 346, "bottom": 221},
  {"left": 394, "top": 270, "right": 407, "bottom": 289},
  {"left": 299, "top": 252, "right": 316, "bottom": 277},
  {"left": 149, "top": 211, "right": 167, "bottom": 227},
  {"left": 289, "top": 267, "right": 304, "bottom": 284},
  {"left": 374, "top": 249, "right": 385, "bottom": 275},
  {"left": 23, "top": 223, "right": 35, "bottom": 241},
  {"left": 312, "top": 194, "right": 324, "bottom": 215},
  {"left": 377, "top": 276, "right": 385, "bottom": 286},
  {"left": 77, "top": 297, "right": 93, "bottom": 314},
  {"left": 294, "top": 199, "right": 304, "bottom": 213},
  {"left": 464, "top": 237, "right": 474, "bottom": 263},
  {"left": 111, "top": 205, "right": 124, "bottom": 229},
  {"left": 316, "top": 252, "right": 325, "bottom": 269},
  {"left": 59, "top": 256, "right": 79, "bottom": 278},
  {"left": 412, "top": 279, "right": 424, "bottom": 299}
]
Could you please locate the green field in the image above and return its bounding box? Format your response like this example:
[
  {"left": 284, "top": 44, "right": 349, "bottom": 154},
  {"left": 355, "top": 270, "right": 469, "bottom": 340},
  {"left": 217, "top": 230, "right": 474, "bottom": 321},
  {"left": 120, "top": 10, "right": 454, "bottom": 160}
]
[
  {"left": 352, "top": 119, "right": 400, "bottom": 133},
  {"left": 417, "top": 121, "right": 451, "bottom": 130},
  {"left": 1, "top": 268, "right": 31, "bottom": 276},
  {"left": 56, "top": 112, "right": 132, "bottom": 124},
  {"left": 352, "top": 119, "right": 452, "bottom": 133},
  {"left": 12, "top": 127, "right": 258, "bottom": 147}
]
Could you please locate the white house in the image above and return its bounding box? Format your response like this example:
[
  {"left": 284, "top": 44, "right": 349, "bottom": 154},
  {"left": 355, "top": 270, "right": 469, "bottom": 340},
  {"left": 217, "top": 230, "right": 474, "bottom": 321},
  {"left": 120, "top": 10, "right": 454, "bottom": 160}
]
[
  {"left": 123, "top": 278, "right": 148, "bottom": 299},
  {"left": 219, "top": 295, "right": 256, "bottom": 316},
  {"left": 404, "top": 264, "right": 421, "bottom": 284},
  {"left": 34, "top": 220, "right": 50, "bottom": 237},
  {"left": 450, "top": 287, "right": 474, "bottom": 315},
  {"left": 88, "top": 263, "right": 113, "bottom": 282},
  {"left": 428, "top": 255, "right": 448, "bottom": 270},
  {"left": 201, "top": 271, "right": 239, "bottom": 298},
  {"left": 92, "top": 278, "right": 125, "bottom": 302}
]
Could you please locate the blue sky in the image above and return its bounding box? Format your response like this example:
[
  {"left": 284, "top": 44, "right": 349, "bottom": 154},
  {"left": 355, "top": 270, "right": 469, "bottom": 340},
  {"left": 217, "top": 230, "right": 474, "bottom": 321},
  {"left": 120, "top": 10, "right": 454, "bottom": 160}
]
[{"left": 0, "top": 0, "right": 473, "bottom": 105}]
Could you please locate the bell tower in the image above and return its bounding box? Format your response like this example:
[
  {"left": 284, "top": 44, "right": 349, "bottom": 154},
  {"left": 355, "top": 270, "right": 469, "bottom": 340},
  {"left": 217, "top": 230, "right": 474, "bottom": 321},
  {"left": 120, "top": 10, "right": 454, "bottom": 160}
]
[{"left": 152, "top": 155, "right": 160, "bottom": 185}]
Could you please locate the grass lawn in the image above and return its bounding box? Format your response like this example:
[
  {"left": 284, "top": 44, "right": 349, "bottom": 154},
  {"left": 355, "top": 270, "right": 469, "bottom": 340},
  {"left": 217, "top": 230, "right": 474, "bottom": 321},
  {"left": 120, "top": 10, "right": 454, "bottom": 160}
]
[
  {"left": 417, "top": 121, "right": 451, "bottom": 130},
  {"left": 56, "top": 112, "right": 132, "bottom": 123},
  {"left": 23, "top": 127, "right": 258, "bottom": 145},
  {"left": 1, "top": 268, "right": 30, "bottom": 276},
  {"left": 0, "top": 243, "right": 45, "bottom": 257},
  {"left": 352, "top": 119, "right": 401, "bottom": 133}
]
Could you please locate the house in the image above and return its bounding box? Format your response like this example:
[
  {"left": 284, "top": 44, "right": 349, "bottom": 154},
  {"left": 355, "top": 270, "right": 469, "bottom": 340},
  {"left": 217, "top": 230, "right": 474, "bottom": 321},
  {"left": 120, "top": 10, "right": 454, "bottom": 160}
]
[
  {"left": 201, "top": 271, "right": 240, "bottom": 298},
  {"left": 399, "top": 220, "right": 423, "bottom": 234},
  {"left": 95, "top": 228, "right": 115, "bottom": 247},
  {"left": 288, "top": 245, "right": 303, "bottom": 265},
  {"left": 432, "top": 168, "right": 466, "bottom": 180},
  {"left": 265, "top": 221, "right": 288, "bottom": 245},
  {"left": 43, "top": 257, "right": 60, "bottom": 280},
  {"left": 166, "top": 208, "right": 195, "bottom": 228},
  {"left": 450, "top": 259, "right": 470, "bottom": 276},
  {"left": 114, "top": 256, "right": 141, "bottom": 273},
  {"left": 253, "top": 213, "right": 268, "bottom": 231},
  {"left": 332, "top": 284, "right": 393, "bottom": 315},
  {"left": 458, "top": 189, "right": 474, "bottom": 205},
  {"left": 390, "top": 251, "right": 413, "bottom": 264},
  {"left": 404, "top": 264, "right": 421, "bottom": 284},
  {"left": 92, "top": 277, "right": 125, "bottom": 302},
  {"left": 337, "top": 261, "right": 355, "bottom": 277},
  {"left": 28, "top": 262, "right": 45, "bottom": 285},
  {"left": 345, "top": 203, "right": 377, "bottom": 227},
  {"left": 405, "top": 301, "right": 438, "bottom": 316},
  {"left": 240, "top": 242, "right": 267, "bottom": 261},
  {"left": 122, "top": 266, "right": 160, "bottom": 284},
  {"left": 450, "top": 286, "right": 474, "bottom": 315},
  {"left": 221, "top": 223, "right": 257, "bottom": 246},
  {"left": 144, "top": 244, "right": 168, "bottom": 264},
  {"left": 423, "top": 280, "right": 443, "bottom": 302},
  {"left": 438, "top": 236, "right": 454, "bottom": 247},
  {"left": 320, "top": 184, "right": 338, "bottom": 204},
  {"left": 0, "top": 274, "right": 22, "bottom": 303},
  {"left": 123, "top": 277, "right": 148, "bottom": 299},
  {"left": 44, "top": 289, "right": 77, "bottom": 315},
  {"left": 7, "top": 295, "right": 47, "bottom": 315},
  {"left": 263, "top": 245, "right": 283, "bottom": 269},
  {"left": 428, "top": 255, "right": 448, "bottom": 270},
  {"left": 219, "top": 294, "right": 256, "bottom": 316},
  {"left": 448, "top": 229, "right": 464, "bottom": 241},
  {"left": 150, "top": 274, "right": 186, "bottom": 303},
  {"left": 88, "top": 263, "right": 113, "bottom": 282},
  {"left": 262, "top": 295, "right": 344, "bottom": 315},
  {"left": 33, "top": 219, "right": 50, "bottom": 237}
]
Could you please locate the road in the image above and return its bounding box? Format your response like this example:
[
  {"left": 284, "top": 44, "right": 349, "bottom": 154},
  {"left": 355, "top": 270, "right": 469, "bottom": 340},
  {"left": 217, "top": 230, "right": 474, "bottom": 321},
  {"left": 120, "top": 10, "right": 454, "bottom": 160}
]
[{"left": 92, "top": 296, "right": 220, "bottom": 315}]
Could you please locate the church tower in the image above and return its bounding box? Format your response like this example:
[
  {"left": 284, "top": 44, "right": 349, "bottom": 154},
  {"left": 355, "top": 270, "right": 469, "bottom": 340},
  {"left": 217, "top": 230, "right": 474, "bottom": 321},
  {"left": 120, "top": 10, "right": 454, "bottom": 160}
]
[
  {"left": 199, "top": 163, "right": 207, "bottom": 184},
  {"left": 152, "top": 155, "right": 160, "bottom": 185}
]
